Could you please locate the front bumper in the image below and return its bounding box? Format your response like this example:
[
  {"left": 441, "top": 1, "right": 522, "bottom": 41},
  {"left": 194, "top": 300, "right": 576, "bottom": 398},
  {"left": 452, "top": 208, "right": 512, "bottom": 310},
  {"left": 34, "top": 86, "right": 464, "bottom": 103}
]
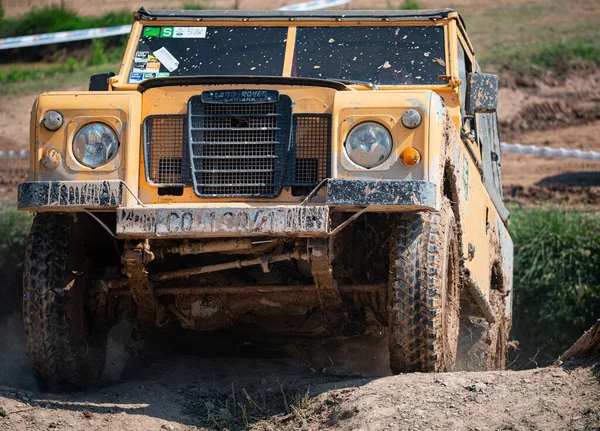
[
  {"left": 18, "top": 180, "right": 123, "bottom": 210},
  {"left": 19, "top": 179, "right": 437, "bottom": 237}
]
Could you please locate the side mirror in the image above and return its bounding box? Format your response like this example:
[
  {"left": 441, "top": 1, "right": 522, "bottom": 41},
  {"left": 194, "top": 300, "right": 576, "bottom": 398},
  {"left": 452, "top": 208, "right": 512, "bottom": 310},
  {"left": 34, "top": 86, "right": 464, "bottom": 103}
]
[
  {"left": 89, "top": 72, "right": 116, "bottom": 91},
  {"left": 465, "top": 73, "right": 498, "bottom": 116}
]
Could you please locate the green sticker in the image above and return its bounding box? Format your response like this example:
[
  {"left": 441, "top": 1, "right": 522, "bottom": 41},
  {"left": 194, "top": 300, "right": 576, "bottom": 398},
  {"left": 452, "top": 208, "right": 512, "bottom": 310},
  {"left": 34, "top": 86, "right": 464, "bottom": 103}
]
[
  {"left": 156, "top": 72, "right": 170, "bottom": 78},
  {"left": 143, "top": 73, "right": 156, "bottom": 79},
  {"left": 143, "top": 27, "right": 160, "bottom": 37},
  {"left": 160, "top": 27, "right": 174, "bottom": 38}
]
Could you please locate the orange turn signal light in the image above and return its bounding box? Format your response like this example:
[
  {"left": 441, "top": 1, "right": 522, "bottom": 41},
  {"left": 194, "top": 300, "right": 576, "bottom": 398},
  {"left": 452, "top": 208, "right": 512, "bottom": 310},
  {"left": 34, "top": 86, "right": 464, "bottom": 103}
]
[{"left": 400, "top": 147, "right": 421, "bottom": 166}]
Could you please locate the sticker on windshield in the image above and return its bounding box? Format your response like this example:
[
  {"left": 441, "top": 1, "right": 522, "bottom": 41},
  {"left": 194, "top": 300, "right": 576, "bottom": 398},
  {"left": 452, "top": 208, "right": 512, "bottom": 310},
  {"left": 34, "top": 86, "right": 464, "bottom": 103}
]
[
  {"left": 132, "top": 61, "right": 147, "bottom": 72},
  {"left": 160, "top": 27, "right": 174, "bottom": 38},
  {"left": 143, "top": 27, "right": 160, "bottom": 37},
  {"left": 143, "top": 72, "right": 156, "bottom": 79},
  {"left": 158, "top": 26, "right": 207, "bottom": 39},
  {"left": 173, "top": 27, "right": 207, "bottom": 38},
  {"left": 134, "top": 51, "right": 149, "bottom": 61},
  {"left": 146, "top": 61, "right": 161, "bottom": 72},
  {"left": 129, "top": 72, "right": 143, "bottom": 83},
  {"left": 157, "top": 72, "right": 170, "bottom": 78},
  {"left": 153, "top": 47, "right": 179, "bottom": 72}
]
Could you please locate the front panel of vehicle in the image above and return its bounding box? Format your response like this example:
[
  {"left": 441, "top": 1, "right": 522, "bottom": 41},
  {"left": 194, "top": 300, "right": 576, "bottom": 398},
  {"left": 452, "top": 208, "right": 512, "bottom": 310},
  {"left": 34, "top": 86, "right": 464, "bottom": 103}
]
[
  {"left": 138, "top": 85, "right": 433, "bottom": 205},
  {"left": 20, "top": 14, "right": 455, "bottom": 222}
]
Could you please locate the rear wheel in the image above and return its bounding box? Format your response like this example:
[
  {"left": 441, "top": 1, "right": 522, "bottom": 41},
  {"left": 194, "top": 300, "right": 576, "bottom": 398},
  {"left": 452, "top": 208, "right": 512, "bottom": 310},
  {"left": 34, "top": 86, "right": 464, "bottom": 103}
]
[
  {"left": 388, "top": 199, "right": 461, "bottom": 373},
  {"left": 23, "top": 213, "right": 109, "bottom": 390}
]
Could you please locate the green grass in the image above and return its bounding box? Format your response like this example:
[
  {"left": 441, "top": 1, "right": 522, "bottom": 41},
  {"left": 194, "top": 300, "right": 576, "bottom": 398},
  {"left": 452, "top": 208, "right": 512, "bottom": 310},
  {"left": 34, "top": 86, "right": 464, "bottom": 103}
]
[
  {"left": 0, "top": 6, "right": 132, "bottom": 38},
  {"left": 182, "top": 3, "right": 210, "bottom": 10},
  {"left": 481, "top": 35, "right": 600, "bottom": 76},
  {"left": 387, "top": 0, "right": 422, "bottom": 10},
  {"left": 0, "top": 203, "right": 32, "bottom": 315},
  {"left": 458, "top": 0, "right": 600, "bottom": 74},
  {"left": 509, "top": 206, "right": 600, "bottom": 367},
  {"left": 183, "top": 381, "right": 311, "bottom": 430},
  {"left": 0, "top": 61, "right": 120, "bottom": 95}
]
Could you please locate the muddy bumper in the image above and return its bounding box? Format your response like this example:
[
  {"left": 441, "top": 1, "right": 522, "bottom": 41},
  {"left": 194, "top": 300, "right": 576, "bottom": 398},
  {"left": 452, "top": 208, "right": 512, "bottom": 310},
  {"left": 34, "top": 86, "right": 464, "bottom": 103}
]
[
  {"left": 18, "top": 180, "right": 123, "bottom": 210},
  {"left": 116, "top": 180, "right": 437, "bottom": 238},
  {"left": 18, "top": 179, "right": 437, "bottom": 237}
]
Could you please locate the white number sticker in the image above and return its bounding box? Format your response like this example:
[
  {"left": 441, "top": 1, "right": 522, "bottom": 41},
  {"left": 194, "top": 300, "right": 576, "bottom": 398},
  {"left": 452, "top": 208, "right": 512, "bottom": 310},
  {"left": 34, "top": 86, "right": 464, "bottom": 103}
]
[{"left": 173, "top": 27, "right": 207, "bottom": 38}]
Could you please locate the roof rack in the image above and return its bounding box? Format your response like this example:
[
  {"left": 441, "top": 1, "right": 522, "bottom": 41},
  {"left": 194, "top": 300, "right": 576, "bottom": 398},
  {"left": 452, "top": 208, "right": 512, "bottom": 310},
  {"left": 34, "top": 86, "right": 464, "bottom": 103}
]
[{"left": 135, "top": 7, "right": 456, "bottom": 22}]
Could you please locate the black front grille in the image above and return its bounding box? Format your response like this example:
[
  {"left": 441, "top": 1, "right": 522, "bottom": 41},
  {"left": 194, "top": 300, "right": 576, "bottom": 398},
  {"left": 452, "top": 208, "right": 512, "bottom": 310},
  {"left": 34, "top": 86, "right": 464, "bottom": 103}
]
[
  {"left": 188, "top": 96, "right": 292, "bottom": 197},
  {"left": 289, "top": 115, "right": 331, "bottom": 185},
  {"left": 143, "top": 94, "right": 331, "bottom": 196},
  {"left": 144, "top": 115, "right": 190, "bottom": 185}
]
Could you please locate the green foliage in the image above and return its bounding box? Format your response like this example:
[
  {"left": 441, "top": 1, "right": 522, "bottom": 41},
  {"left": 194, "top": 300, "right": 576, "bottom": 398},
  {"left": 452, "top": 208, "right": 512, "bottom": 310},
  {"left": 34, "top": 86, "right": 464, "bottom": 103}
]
[
  {"left": 0, "top": 57, "right": 79, "bottom": 83},
  {"left": 387, "top": 0, "right": 422, "bottom": 10},
  {"left": 89, "top": 38, "right": 108, "bottom": 66},
  {"left": 182, "top": 2, "right": 209, "bottom": 10},
  {"left": 484, "top": 35, "right": 600, "bottom": 76},
  {"left": 0, "top": 6, "right": 131, "bottom": 38},
  {"left": 400, "top": 0, "right": 421, "bottom": 10},
  {"left": 509, "top": 206, "right": 600, "bottom": 366},
  {"left": 0, "top": 0, "right": 4, "bottom": 20},
  {"left": 0, "top": 204, "right": 32, "bottom": 314}
]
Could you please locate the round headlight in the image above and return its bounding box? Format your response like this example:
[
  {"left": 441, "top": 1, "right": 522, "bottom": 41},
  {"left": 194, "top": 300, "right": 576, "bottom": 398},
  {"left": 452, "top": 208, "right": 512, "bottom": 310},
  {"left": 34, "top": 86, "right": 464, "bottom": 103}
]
[
  {"left": 73, "top": 123, "right": 119, "bottom": 168},
  {"left": 344, "top": 122, "right": 393, "bottom": 168}
]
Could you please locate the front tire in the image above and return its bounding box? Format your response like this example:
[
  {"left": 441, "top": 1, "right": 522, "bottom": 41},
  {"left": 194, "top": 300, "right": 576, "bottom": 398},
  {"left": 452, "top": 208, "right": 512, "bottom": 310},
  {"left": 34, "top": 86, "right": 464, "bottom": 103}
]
[
  {"left": 23, "top": 213, "right": 108, "bottom": 390},
  {"left": 388, "top": 199, "right": 461, "bottom": 373}
]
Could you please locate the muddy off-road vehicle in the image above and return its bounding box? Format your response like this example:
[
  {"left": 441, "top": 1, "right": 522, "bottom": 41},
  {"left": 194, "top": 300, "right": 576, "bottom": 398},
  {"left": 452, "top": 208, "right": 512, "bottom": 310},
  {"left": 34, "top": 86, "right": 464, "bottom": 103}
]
[{"left": 18, "top": 7, "right": 513, "bottom": 389}]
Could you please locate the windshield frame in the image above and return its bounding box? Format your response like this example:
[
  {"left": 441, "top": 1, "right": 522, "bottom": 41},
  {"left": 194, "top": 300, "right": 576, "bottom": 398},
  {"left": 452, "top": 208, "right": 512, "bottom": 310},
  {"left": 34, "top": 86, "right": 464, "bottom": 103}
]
[{"left": 114, "top": 20, "right": 451, "bottom": 90}]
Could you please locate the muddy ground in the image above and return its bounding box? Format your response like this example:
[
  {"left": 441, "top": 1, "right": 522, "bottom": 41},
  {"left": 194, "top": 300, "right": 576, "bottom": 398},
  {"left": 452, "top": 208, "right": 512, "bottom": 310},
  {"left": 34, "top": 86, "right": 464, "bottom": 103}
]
[{"left": 0, "top": 312, "right": 599, "bottom": 431}]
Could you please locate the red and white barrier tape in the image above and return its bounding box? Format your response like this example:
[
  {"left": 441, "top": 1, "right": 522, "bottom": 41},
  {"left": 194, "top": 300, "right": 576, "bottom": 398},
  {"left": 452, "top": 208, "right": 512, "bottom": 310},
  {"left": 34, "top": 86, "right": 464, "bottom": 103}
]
[
  {"left": 278, "top": 0, "right": 351, "bottom": 10},
  {"left": 500, "top": 143, "right": 600, "bottom": 161},
  {"left": 0, "top": 25, "right": 132, "bottom": 50},
  {"left": 0, "top": 150, "right": 28, "bottom": 159},
  {"left": 0, "top": 0, "right": 352, "bottom": 50},
  {"left": 4, "top": 144, "right": 600, "bottom": 161}
]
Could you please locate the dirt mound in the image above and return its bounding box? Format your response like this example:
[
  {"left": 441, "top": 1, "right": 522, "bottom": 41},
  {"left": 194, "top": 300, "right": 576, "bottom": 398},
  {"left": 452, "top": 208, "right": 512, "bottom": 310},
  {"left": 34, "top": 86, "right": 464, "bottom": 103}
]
[
  {"left": 503, "top": 184, "right": 600, "bottom": 207},
  {"left": 500, "top": 99, "right": 600, "bottom": 137},
  {"left": 1, "top": 353, "right": 597, "bottom": 431},
  {"left": 260, "top": 365, "right": 600, "bottom": 431},
  {"left": 498, "top": 69, "right": 600, "bottom": 139}
]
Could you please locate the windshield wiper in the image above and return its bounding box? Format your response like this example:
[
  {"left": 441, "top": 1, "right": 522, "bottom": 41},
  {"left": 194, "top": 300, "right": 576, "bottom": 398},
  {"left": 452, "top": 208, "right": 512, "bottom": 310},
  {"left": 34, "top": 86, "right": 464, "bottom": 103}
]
[{"left": 326, "top": 78, "right": 379, "bottom": 90}]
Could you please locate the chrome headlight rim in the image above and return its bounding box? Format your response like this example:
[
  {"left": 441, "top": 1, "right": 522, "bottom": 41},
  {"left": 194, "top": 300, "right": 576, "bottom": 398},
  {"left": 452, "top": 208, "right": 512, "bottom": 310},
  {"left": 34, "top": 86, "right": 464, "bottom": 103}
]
[
  {"left": 72, "top": 122, "right": 120, "bottom": 169},
  {"left": 344, "top": 121, "right": 393, "bottom": 169}
]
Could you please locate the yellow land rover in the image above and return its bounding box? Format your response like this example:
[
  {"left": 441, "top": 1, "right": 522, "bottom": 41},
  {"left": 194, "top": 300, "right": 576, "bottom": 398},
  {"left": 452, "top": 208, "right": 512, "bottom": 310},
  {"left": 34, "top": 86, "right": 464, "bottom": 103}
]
[{"left": 19, "top": 8, "right": 513, "bottom": 389}]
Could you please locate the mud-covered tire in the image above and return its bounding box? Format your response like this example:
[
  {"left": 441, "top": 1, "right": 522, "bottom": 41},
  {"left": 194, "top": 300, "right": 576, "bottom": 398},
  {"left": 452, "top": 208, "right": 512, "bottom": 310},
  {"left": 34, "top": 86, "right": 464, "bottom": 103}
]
[
  {"left": 23, "top": 213, "right": 108, "bottom": 390},
  {"left": 388, "top": 198, "right": 460, "bottom": 373},
  {"left": 486, "top": 289, "right": 509, "bottom": 370}
]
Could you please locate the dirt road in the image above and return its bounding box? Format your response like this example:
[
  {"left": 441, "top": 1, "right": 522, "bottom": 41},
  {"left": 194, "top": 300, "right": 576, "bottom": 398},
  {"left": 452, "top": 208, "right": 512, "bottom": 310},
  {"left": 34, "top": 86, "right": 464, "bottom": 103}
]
[{"left": 0, "top": 331, "right": 598, "bottom": 431}]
